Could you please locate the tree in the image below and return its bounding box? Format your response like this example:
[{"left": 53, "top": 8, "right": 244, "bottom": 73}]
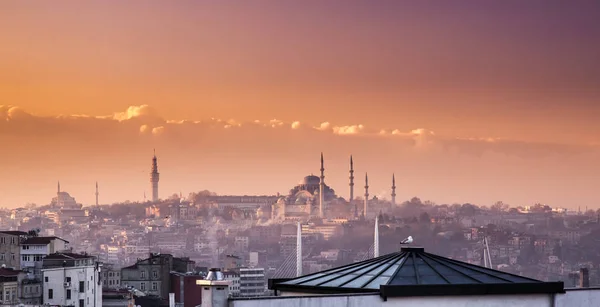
[
  {"left": 419, "top": 212, "right": 431, "bottom": 223},
  {"left": 459, "top": 203, "right": 479, "bottom": 217},
  {"left": 491, "top": 201, "right": 509, "bottom": 212}
]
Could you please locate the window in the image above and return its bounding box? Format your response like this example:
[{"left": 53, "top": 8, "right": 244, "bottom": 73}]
[
  {"left": 152, "top": 282, "right": 157, "bottom": 290},
  {"left": 152, "top": 270, "right": 158, "bottom": 278},
  {"left": 11, "top": 253, "right": 15, "bottom": 260},
  {"left": 79, "top": 281, "right": 84, "bottom": 292},
  {"left": 48, "top": 289, "right": 53, "bottom": 299},
  {"left": 140, "top": 270, "right": 146, "bottom": 279},
  {"left": 140, "top": 282, "right": 146, "bottom": 291},
  {"left": 0, "top": 237, "right": 4, "bottom": 244},
  {"left": 0, "top": 253, "right": 4, "bottom": 260},
  {"left": 66, "top": 289, "right": 71, "bottom": 299},
  {"left": 45, "top": 277, "right": 48, "bottom": 282},
  {"left": 79, "top": 299, "right": 84, "bottom": 307},
  {"left": 66, "top": 277, "right": 71, "bottom": 282}
]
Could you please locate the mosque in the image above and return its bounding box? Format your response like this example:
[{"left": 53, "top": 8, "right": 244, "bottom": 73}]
[
  {"left": 50, "top": 182, "right": 83, "bottom": 210},
  {"left": 270, "top": 153, "right": 397, "bottom": 221}
]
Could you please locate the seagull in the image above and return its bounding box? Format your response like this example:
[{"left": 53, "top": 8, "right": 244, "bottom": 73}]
[{"left": 400, "top": 236, "right": 413, "bottom": 245}]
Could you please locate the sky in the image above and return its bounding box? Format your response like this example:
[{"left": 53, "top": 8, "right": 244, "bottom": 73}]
[{"left": 1, "top": 1, "right": 600, "bottom": 208}]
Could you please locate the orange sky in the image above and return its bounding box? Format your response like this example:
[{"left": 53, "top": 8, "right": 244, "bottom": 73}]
[{"left": 1, "top": 1, "right": 599, "bottom": 208}]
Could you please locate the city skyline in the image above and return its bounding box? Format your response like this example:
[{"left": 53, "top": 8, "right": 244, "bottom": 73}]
[
  {"left": 1, "top": 104, "right": 599, "bottom": 208},
  {"left": 1, "top": 1, "right": 600, "bottom": 208}
]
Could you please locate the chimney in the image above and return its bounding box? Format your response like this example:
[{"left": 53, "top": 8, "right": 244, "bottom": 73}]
[
  {"left": 198, "top": 268, "right": 230, "bottom": 307},
  {"left": 579, "top": 268, "right": 589, "bottom": 288},
  {"left": 206, "top": 268, "right": 224, "bottom": 281}
]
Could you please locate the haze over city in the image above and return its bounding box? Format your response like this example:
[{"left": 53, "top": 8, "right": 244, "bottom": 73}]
[
  {"left": 2, "top": 0, "right": 600, "bottom": 208},
  {"left": 4, "top": 2, "right": 600, "bottom": 307}
]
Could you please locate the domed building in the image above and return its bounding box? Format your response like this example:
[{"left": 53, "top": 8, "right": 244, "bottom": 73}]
[{"left": 272, "top": 155, "right": 338, "bottom": 221}]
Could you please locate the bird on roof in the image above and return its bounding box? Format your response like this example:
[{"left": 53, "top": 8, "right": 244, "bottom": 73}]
[{"left": 400, "top": 236, "right": 413, "bottom": 244}]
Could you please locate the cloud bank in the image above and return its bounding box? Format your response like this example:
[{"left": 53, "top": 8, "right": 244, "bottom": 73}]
[{"left": 1, "top": 104, "right": 592, "bottom": 158}]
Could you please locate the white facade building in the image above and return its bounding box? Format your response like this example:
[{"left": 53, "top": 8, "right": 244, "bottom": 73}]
[
  {"left": 20, "top": 236, "right": 68, "bottom": 278},
  {"left": 41, "top": 253, "right": 102, "bottom": 307}
]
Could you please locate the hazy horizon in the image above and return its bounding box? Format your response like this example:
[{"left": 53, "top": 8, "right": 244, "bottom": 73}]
[{"left": 1, "top": 1, "right": 599, "bottom": 208}]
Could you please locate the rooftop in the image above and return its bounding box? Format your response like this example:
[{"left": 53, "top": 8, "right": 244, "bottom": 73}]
[
  {"left": 271, "top": 246, "right": 564, "bottom": 299},
  {"left": 0, "top": 268, "right": 21, "bottom": 277},
  {"left": 0, "top": 231, "right": 28, "bottom": 236},
  {"left": 22, "top": 236, "right": 69, "bottom": 245},
  {"left": 44, "top": 252, "right": 95, "bottom": 260}
]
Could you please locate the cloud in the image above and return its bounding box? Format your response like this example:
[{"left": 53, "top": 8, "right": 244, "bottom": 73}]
[
  {"left": 315, "top": 122, "right": 331, "bottom": 131},
  {"left": 333, "top": 124, "right": 364, "bottom": 135},
  {"left": 151, "top": 126, "right": 165, "bottom": 136},
  {"left": 1, "top": 105, "right": 33, "bottom": 121},
  {"left": 269, "top": 119, "right": 284, "bottom": 128},
  {"left": 110, "top": 104, "right": 160, "bottom": 121},
  {"left": 0, "top": 104, "right": 595, "bottom": 159}
]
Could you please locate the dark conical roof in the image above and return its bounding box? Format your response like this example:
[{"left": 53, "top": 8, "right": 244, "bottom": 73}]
[{"left": 271, "top": 247, "right": 564, "bottom": 298}]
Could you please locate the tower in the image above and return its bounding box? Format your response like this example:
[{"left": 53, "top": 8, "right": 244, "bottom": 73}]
[
  {"left": 297, "top": 222, "right": 303, "bottom": 277},
  {"left": 364, "top": 173, "right": 369, "bottom": 219},
  {"left": 150, "top": 149, "right": 160, "bottom": 202},
  {"left": 374, "top": 215, "right": 380, "bottom": 258},
  {"left": 319, "top": 152, "right": 325, "bottom": 218},
  {"left": 57, "top": 181, "right": 60, "bottom": 194},
  {"left": 95, "top": 182, "right": 99, "bottom": 206},
  {"left": 391, "top": 173, "right": 396, "bottom": 206},
  {"left": 349, "top": 155, "right": 354, "bottom": 201}
]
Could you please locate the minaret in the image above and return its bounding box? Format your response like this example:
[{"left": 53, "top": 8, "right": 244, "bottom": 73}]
[
  {"left": 391, "top": 174, "right": 396, "bottom": 206},
  {"left": 374, "top": 215, "right": 380, "bottom": 258},
  {"left": 296, "top": 222, "right": 303, "bottom": 277},
  {"left": 319, "top": 152, "right": 325, "bottom": 218},
  {"left": 150, "top": 149, "right": 160, "bottom": 202},
  {"left": 349, "top": 155, "right": 354, "bottom": 201},
  {"left": 57, "top": 181, "right": 61, "bottom": 194},
  {"left": 364, "top": 173, "right": 369, "bottom": 219},
  {"left": 95, "top": 182, "right": 99, "bottom": 206}
]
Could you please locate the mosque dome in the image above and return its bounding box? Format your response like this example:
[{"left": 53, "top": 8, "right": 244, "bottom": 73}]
[
  {"left": 300, "top": 175, "right": 320, "bottom": 185},
  {"left": 295, "top": 190, "right": 313, "bottom": 205}
]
